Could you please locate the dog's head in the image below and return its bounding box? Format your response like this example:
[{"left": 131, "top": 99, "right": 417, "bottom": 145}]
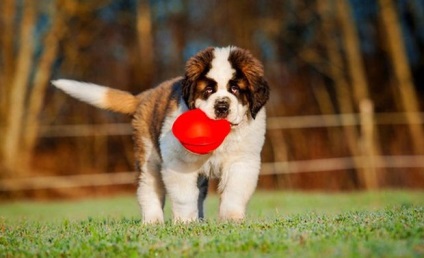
[{"left": 182, "top": 46, "right": 269, "bottom": 126}]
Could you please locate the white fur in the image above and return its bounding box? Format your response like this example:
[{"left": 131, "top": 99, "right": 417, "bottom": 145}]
[
  {"left": 137, "top": 137, "right": 165, "bottom": 224},
  {"left": 159, "top": 106, "right": 210, "bottom": 222},
  {"left": 161, "top": 167, "right": 201, "bottom": 222},
  {"left": 206, "top": 46, "right": 236, "bottom": 88},
  {"left": 196, "top": 46, "right": 248, "bottom": 125},
  {"left": 52, "top": 79, "right": 108, "bottom": 109},
  {"left": 158, "top": 102, "right": 266, "bottom": 222},
  {"left": 215, "top": 109, "right": 266, "bottom": 219}
]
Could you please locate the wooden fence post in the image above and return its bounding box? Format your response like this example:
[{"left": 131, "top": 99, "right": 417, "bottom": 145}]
[{"left": 359, "top": 99, "right": 380, "bottom": 189}]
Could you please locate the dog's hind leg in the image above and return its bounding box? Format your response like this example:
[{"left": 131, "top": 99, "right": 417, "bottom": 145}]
[{"left": 197, "top": 174, "right": 209, "bottom": 220}]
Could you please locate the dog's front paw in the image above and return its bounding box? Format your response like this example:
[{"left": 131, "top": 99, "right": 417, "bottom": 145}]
[
  {"left": 173, "top": 216, "right": 198, "bottom": 224},
  {"left": 219, "top": 209, "right": 245, "bottom": 222},
  {"left": 142, "top": 212, "right": 165, "bottom": 224},
  {"left": 172, "top": 208, "right": 199, "bottom": 224}
]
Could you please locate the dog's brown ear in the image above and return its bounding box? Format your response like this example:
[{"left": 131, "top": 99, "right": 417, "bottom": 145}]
[
  {"left": 229, "top": 48, "right": 270, "bottom": 119},
  {"left": 249, "top": 77, "right": 270, "bottom": 119},
  {"left": 182, "top": 47, "right": 214, "bottom": 108}
]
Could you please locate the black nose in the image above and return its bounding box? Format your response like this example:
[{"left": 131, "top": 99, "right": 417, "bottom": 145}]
[{"left": 214, "top": 98, "right": 230, "bottom": 118}]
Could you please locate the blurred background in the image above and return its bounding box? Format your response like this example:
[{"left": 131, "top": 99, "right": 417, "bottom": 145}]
[{"left": 0, "top": 0, "right": 423, "bottom": 200}]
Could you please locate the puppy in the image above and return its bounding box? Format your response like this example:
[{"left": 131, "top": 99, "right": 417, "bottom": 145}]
[{"left": 52, "top": 46, "right": 269, "bottom": 223}]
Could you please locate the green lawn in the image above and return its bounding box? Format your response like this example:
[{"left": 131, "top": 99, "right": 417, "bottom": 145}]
[{"left": 1, "top": 191, "right": 423, "bottom": 257}]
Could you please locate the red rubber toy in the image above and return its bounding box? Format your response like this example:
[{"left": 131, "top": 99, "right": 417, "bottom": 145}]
[{"left": 172, "top": 109, "right": 231, "bottom": 154}]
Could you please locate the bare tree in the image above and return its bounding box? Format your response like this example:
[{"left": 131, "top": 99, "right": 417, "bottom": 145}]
[
  {"left": 22, "top": 0, "right": 70, "bottom": 165},
  {"left": 378, "top": 0, "right": 424, "bottom": 156},
  {"left": 136, "top": 0, "right": 155, "bottom": 87},
  {"left": 318, "top": 0, "right": 361, "bottom": 168},
  {"left": 0, "top": 0, "right": 16, "bottom": 124},
  {"left": 1, "top": 0, "right": 36, "bottom": 176},
  {"left": 335, "top": 0, "right": 384, "bottom": 189}
]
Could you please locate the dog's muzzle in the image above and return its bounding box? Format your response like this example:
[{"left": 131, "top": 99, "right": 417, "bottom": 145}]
[{"left": 214, "top": 97, "right": 230, "bottom": 119}]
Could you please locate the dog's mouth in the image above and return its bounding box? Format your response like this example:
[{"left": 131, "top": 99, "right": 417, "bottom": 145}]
[
  {"left": 217, "top": 114, "right": 246, "bottom": 129},
  {"left": 214, "top": 117, "right": 239, "bottom": 128},
  {"left": 204, "top": 108, "right": 242, "bottom": 128}
]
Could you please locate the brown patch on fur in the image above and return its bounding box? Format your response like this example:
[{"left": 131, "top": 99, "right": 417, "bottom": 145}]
[
  {"left": 182, "top": 47, "right": 215, "bottom": 108},
  {"left": 229, "top": 48, "right": 264, "bottom": 81},
  {"left": 229, "top": 48, "right": 270, "bottom": 119},
  {"left": 229, "top": 75, "right": 250, "bottom": 106},
  {"left": 193, "top": 79, "right": 209, "bottom": 93},
  {"left": 193, "top": 77, "right": 216, "bottom": 101},
  {"left": 105, "top": 89, "right": 139, "bottom": 114},
  {"left": 132, "top": 77, "right": 182, "bottom": 167},
  {"left": 234, "top": 78, "right": 249, "bottom": 91}
]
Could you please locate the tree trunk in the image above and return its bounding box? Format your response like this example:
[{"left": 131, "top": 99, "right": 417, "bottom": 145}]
[
  {"left": 336, "top": 0, "right": 384, "bottom": 189},
  {"left": 378, "top": 0, "right": 424, "bottom": 155},
  {"left": 318, "top": 1, "right": 362, "bottom": 188},
  {"left": 0, "top": 0, "right": 17, "bottom": 161},
  {"left": 136, "top": 0, "right": 155, "bottom": 87},
  {"left": 22, "top": 1, "right": 68, "bottom": 165},
  {"left": 1, "top": 0, "right": 36, "bottom": 176}
]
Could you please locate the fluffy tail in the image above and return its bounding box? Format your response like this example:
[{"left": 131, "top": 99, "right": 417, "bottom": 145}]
[{"left": 52, "top": 79, "right": 139, "bottom": 115}]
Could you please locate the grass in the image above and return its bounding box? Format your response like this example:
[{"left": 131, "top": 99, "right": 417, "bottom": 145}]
[{"left": 0, "top": 191, "right": 423, "bottom": 257}]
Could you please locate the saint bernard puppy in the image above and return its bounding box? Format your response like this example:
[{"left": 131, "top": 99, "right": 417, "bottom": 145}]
[{"left": 52, "top": 46, "right": 269, "bottom": 223}]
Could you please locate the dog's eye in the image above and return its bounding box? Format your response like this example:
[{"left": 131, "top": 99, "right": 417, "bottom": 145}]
[
  {"left": 230, "top": 84, "right": 240, "bottom": 95},
  {"left": 203, "top": 86, "right": 213, "bottom": 98}
]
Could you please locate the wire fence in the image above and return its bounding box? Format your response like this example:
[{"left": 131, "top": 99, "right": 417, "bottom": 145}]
[{"left": 1, "top": 112, "right": 423, "bottom": 191}]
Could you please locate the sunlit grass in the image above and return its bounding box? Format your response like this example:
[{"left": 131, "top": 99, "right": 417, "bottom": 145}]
[
  {"left": 1, "top": 190, "right": 423, "bottom": 221},
  {"left": 1, "top": 191, "right": 423, "bottom": 257}
]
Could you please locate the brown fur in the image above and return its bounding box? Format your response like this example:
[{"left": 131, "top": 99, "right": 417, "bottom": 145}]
[
  {"left": 131, "top": 77, "right": 182, "bottom": 165},
  {"left": 228, "top": 48, "right": 269, "bottom": 118},
  {"left": 105, "top": 89, "right": 139, "bottom": 114},
  {"left": 182, "top": 47, "right": 269, "bottom": 119},
  {"left": 182, "top": 47, "right": 214, "bottom": 108}
]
